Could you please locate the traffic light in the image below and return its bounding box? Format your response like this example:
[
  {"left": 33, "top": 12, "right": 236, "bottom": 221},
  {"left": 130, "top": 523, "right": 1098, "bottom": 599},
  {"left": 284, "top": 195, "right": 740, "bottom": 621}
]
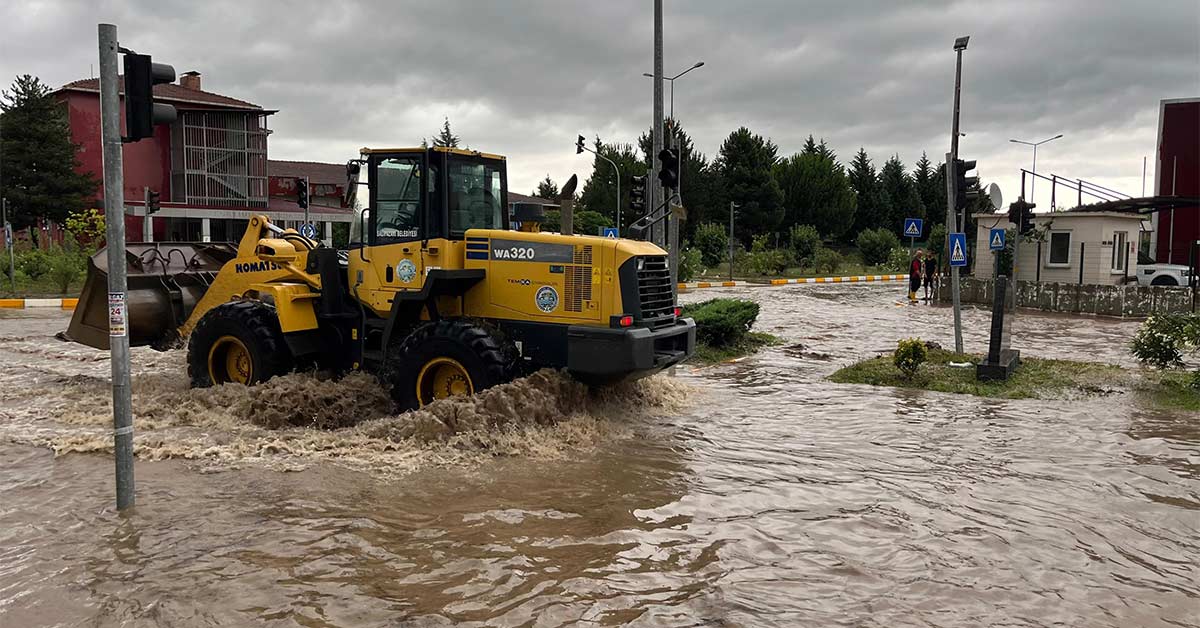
[
  {"left": 576, "top": 135, "right": 586, "bottom": 155},
  {"left": 629, "top": 175, "right": 646, "bottom": 214},
  {"left": 657, "top": 148, "right": 680, "bottom": 190},
  {"left": 296, "top": 177, "right": 309, "bottom": 209},
  {"left": 146, "top": 190, "right": 161, "bottom": 215},
  {"left": 1008, "top": 199, "right": 1036, "bottom": 234},
  {"left": 954, "top": 158, "right": 981, "bottom": 210},
  {"left": 123, "top": 53, "right": 177, "bottom": 142}
]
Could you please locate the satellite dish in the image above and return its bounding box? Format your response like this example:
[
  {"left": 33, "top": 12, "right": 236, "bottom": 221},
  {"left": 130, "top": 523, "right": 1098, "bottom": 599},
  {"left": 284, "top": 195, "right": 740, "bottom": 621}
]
[
  {"left": 985, "top": 183, "right": 1003, "bottom": 213},
  {"left": 559, "top": 174, "right": 579, "bottom": 200}
]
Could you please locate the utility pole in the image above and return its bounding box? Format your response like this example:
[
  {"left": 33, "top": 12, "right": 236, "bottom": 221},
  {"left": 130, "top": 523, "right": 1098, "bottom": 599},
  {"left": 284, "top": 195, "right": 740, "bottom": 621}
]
[
  {"left": 2, "top": 198, "right": 15, "bottom": 293},
  {"left": 651, "top": 0, "right": 665, "bottom": 250},
  {"left": 728, "top": 201, "right": 737, "bottom": 281},
  {"left": 99, "top": 23, "right": 135, "bottom": 511},
  {"left": 946, "top": 36, "right": 968, "bottom": 354},
  {"left": 142, "top": 187, "right": 152, "bottom": 242}
]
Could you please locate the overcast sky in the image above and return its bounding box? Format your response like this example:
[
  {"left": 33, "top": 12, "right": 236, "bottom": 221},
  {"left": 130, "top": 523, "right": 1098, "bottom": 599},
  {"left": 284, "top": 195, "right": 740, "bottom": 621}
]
[{"left": 2, "top": 1, "right": 1198, "bottom": 212}]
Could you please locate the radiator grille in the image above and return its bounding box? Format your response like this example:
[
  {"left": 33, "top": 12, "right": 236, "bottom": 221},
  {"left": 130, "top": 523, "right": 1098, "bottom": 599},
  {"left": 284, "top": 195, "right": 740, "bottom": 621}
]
[
  {"left": 637, "top": 255, "right": 674, "bottom": 324},
  {"left": 564, "top": 245, "right": 593, "bottom": 312}
]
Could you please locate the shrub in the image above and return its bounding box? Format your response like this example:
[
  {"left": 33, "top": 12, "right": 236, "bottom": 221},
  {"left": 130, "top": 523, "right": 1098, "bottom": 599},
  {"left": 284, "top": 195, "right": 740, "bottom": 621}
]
[
  {"left": 789, "top": 224, "right": 822, "bottom": 262},
  {"left": 1131, "top": 314, "right": 1200, "bottom": 368},
  {"left": 813, "top": 248, "right": 842, "bottom": 275},
  {"left": 678, "top": 247, "right": 702, "bottom": 283},
  {"left": 884, "top": 247, "right": 910, "bottom": 272},
  {"left": 64, "top": 208, "right": 106, "bottom": 251},
  {"left": 694, "top": 223, "right": 729, "bottom": 267},
  {"left": 17, "top": 248, "right": 52, "bottom": 279},
  {"left": 894, "top": 338, "right": 928, "bottom": 378},
  {"left": 857, "top": 227, "right": 901, "bottom": 266},
  {"left": 46, "top": 246, "right": 85, "bottom": 294},
  {"left": 681, "top": 298, "right": 759, "bottom": 348}
]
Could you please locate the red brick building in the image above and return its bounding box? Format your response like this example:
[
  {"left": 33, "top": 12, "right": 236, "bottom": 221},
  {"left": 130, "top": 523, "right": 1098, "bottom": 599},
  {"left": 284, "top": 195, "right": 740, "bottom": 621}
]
[
  {"left": 1151, "top": 98, "right": 1200, "bottom": 265},
  {"left": 53, "top": 71, "right": 354, "bottom": 244}
]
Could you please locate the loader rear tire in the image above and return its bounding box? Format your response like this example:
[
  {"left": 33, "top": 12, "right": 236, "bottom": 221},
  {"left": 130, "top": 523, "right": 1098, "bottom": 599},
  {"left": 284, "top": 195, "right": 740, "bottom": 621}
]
[
  {"left": 387, "top": 319, "right": 516, "bottom": 410},
  {"left": 188, "top": 301, "right": 293, "bottom": 388}
]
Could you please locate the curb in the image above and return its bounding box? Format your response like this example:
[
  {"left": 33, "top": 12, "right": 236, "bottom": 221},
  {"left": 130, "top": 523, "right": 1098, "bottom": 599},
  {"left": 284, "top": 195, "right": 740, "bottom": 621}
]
[
  {"left": 679, "top": 274, "right": 906, "bottom": 291},
  {"left": 0, "top": 298, "right": 78, "bottom": 310}
]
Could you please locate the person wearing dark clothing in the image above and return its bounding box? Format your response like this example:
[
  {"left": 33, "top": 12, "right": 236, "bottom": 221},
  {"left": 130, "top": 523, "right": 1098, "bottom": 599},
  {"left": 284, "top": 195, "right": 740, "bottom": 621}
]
[
  {"left": 908, "top": 250, "right": 924, "bottom": 302},
  {"left": 923, "top": 253, "right": 938, "bottom": 300}
]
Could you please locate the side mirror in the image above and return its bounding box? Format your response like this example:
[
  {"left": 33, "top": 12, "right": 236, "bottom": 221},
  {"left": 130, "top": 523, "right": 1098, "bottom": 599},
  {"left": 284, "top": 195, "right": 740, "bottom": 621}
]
[{"left": 359, "top": 207, "right": 371, "bottom": 261}]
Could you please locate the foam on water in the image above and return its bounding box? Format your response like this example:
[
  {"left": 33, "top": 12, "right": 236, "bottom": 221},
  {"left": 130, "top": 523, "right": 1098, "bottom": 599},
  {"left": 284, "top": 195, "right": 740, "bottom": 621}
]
[{"left": 0, "top": 347, "right": 693, "bottom": 477}]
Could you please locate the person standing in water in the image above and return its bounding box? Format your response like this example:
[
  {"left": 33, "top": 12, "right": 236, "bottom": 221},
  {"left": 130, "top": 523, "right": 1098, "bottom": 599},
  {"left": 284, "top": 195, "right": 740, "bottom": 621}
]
[
  {"left": 908, "top": 250, "right": 924, "bottom": 302},
  {"left": 923, "top": 250, "right": 938, "bottom": 301}
]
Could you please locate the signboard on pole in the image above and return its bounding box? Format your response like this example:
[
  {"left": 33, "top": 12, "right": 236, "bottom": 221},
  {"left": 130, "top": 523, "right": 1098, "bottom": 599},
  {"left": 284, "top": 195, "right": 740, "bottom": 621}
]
[
  {"left": 903, "top": 218, "right": 923, "bottom": 238},
  {"left": 602, "top": 227, "right": 619, "bottom": 238},
  {"left": 299, "top": 222, "right": 317, "bottom": 239},
  {"left": 989, "top": 228, "right": 1006, "bottom": 251},
  {"left": 949, "top": 232, "right": 968, "bottom": 267}
]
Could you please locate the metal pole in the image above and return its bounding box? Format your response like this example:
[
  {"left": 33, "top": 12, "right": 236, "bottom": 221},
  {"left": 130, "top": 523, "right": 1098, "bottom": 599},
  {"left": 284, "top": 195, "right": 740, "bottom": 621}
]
[
  {"left": 142, "top": 186, "right": 151, "bottom": 242},
  {"left": 3, "top": 198, "right": 15, "bottom": 293},
  {"left": 947, "top": 41, "right": 965, "bottom": 354},
  {"left": 1050, "top": 175, "right": 1056, "bottom": 210},
  {"left": 99, "top": 23, "right": 135, "bottom": 511},
  {"left": 728, "top": 201, "right": 735, "bottom": 281},
  {"left": 304, "top": 176, "right": 311, "bottom": 228},
  {"left": 1168, "top": 156, "right": 1177, "bottom": 263},
  {"left": 1031, "top": 144, "right": 1037, "bottom": 204},
  {"left": 651, "top": 0, "right": 664, "bottom": 250},
  {"left": 1142, "top": 156, "right": 1147, "bottom": 197}
]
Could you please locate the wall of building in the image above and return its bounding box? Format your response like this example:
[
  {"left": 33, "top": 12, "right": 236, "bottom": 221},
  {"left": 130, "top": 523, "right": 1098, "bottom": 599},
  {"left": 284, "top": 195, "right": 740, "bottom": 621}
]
[
  {"left": 1154, "top": 98, "right": 1199, "bottom": 264},
  {"left": 62, "top": 91, "right": 172, "bottom": 203},
  {"left": 974, "top": 213, "right": 1142, "bottom": 285},
  {"left": 945, "top": 277, "right": 1193, "bottom": 317}
]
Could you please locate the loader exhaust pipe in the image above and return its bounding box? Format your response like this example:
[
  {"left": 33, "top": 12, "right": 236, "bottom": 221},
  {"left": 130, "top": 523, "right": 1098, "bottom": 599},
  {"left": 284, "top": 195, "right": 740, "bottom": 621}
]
[{"left": 65, "top": 241, "right": 236, "bottom": 350}]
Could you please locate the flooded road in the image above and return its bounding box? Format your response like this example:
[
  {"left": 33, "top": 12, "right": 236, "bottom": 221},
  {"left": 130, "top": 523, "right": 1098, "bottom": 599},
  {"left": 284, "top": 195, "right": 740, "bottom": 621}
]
[{"left": 2, "top": 285, "right": 1197, "bottom": 627}]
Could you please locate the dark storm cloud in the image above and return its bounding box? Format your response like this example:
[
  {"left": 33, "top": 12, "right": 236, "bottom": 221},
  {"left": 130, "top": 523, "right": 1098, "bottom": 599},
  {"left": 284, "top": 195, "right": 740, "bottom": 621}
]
[{"left": 2, "top": 0, "right": 1197, "bottom": 203}]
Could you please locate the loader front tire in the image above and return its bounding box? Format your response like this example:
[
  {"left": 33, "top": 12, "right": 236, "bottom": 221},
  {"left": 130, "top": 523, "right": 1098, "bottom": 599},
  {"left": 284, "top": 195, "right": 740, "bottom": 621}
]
[
  {"left": 388, "top": 319, "right": 516, "bottom": 410},
  {"left": 188, "top": 301, "right": 293, "bottom": 387}
]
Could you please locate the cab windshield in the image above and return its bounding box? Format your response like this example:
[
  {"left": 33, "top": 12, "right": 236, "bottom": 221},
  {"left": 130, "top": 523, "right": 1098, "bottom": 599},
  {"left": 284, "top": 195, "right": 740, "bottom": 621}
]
[{"left": 446, "top": 157, "right": 504, "bottom": 234}]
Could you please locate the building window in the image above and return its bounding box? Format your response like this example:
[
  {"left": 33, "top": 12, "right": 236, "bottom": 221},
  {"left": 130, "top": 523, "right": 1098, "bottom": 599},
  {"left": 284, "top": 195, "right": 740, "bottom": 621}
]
[
  {"left": 1048, "top": 231, "right": 1072, "bottom": 266},
  {"left": 1111, "top": 231, "right": 1128, "bottom": 273},
  {"left": 171, "top": 111, "right": 269, "bottom": 208}
]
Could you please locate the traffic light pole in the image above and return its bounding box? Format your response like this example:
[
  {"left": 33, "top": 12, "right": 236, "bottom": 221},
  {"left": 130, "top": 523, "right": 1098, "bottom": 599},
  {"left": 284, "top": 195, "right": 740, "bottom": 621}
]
[
  {"left": 99, "top": 23, "right": 135, "bottom": 511},
  {"left": 2, "top": 198, "right": 15, "bottom": 293},
  {"left": 303, "top": 176, "right": 310, "bottom": 227},
  {"left": 651, "top": 0, "right": 665, "bottom": 251},
  {"left": 142, "top": 187, "right": 151, "bottom": 242}
]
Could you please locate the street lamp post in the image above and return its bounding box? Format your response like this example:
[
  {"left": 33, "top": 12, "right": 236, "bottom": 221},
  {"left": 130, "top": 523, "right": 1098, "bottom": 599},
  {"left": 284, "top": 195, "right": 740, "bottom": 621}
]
[
  {"left": 1009, "top": 134, "right": 1063, "bottom": 203},
  {"left": 576, "top": 139, "right": 622, "bottom": 234}
]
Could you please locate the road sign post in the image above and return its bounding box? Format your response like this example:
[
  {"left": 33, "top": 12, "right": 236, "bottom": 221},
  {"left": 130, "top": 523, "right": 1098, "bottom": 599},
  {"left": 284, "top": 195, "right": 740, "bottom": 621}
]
[
  {"left": 949, "top": 233, "right": 968, "bottom": 269},
  {"left": 904, "top": 218, "right": 923, "bottom": 253},
  {"left": 989, "top": 227, "right": 1006, "bottom": 279},
  {"left": 602, "top": 227, "right": 619, "bottom": 239}
]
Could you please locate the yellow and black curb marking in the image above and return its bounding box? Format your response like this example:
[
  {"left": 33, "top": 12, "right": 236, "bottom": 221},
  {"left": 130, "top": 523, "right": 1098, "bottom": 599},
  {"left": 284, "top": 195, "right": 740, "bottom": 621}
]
[
  {"left": 0, "top": 298, "right": 79, "bottom": 310},
  {"left": 678, "top": 274, "right": 906, "bottom": 291}
]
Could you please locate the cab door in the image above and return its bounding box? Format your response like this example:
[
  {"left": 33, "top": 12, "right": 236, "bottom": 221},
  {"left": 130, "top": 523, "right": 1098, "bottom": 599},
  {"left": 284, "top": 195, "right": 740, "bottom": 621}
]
[{"left": 362, "top": 153, "right": 426, "bottom": 312}]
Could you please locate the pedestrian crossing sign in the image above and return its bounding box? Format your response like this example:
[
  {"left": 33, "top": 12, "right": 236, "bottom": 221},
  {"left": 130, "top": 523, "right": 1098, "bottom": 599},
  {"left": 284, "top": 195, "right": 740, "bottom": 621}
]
[
  {"left": 989, "top": 228, "right": 1006, "bottom": 251},
  {"left": 949, "top": 232, "right": 968, "bottom": 267},
  {"left": 903, "top": 218, "right": 923, "bottom": 238}
]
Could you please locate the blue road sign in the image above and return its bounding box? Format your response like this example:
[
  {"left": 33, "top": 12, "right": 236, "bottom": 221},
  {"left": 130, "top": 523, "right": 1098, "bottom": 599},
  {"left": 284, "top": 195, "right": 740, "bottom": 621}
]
[
  {"left": 602, "top": 227, "right": 619, "bottom": 239},
  {"left": 299, "top": 223, "right": 317, "bottom": 239},
  {"left": 903, "top": 218, "right": 923, "bottom": 238},
  {"left": 989, "top": 228, "right": 1006, "bottom": 251},
  {"left": 949, "top": 232, "right": 968, "bottom": 267}
]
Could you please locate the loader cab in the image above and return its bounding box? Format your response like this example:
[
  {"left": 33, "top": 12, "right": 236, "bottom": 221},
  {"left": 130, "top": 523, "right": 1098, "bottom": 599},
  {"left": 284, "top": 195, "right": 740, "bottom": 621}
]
[{"left": 357, "top": 147, "right": 509, "bottom": 247}]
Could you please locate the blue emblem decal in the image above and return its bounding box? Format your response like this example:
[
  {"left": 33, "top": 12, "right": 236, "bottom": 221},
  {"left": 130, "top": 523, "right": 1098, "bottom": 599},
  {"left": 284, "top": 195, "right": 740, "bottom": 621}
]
[
  {"left": 535, "top": 286, "right": 559, "bottom": 313},
  {"left": 397, "top": 259, "right": 417, "bottom": 283}
]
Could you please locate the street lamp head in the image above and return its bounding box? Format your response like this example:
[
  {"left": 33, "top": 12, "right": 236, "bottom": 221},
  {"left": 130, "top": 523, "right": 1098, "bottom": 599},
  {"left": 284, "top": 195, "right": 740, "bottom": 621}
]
[
  {"left": 1051, "top": 133, "right": 1063, "bottom": 140},
  {"left": 692, "top": 61, "right": 705, "bottom": 69},
  {"left": 642, "top": 72, "right": 654, "bottom": 78},
  {"left": 954, "top": 36, "right": 970, "bottom": 51}
]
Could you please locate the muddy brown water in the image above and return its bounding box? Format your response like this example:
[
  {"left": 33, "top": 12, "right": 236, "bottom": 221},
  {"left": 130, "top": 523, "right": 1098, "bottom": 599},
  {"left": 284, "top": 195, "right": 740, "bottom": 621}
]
[{"left": 1, "top": 285, "right": 1197, "bottom": 627}]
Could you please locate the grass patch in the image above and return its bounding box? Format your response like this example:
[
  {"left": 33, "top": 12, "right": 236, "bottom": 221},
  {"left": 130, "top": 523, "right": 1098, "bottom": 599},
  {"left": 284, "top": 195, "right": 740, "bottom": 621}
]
[
  {"left": 689, "top": 331, "right": 781, "bottom": 365},
  {"left": 1138, "top": 370, "right": 1200, "bottom": 411},
  {"left": 829, "top": 348, "right": 1129, "bottom": 400}
]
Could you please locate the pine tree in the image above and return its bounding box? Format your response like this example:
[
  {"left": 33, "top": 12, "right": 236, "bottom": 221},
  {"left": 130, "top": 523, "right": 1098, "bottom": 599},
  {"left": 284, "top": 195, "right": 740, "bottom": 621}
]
[
  {"left": 878, "top": 155, "right": 924, "bottom": 235},
  {"left": 713, "top": 127, "right": 783, "bottom": 244},
  {"left": 534, "top": 175, "right": 558, "bottom": 199},
  {"left": 774, "top": 150, "right": 857, "bottom": 240},
  {"left": 0, "top": 75, "right": 99, "bottom": 229},
  {"left": 431, "top": 117, "right": 460, "bottom": 148},
  {"left": 847, "top": 148, "right": 882, "bottom": 236},
  {"left": 913, "top": 152, "right": 945, "bottom": 227},
  {"left": 801, "top": 134, "right": 819, "bottom": 156}
]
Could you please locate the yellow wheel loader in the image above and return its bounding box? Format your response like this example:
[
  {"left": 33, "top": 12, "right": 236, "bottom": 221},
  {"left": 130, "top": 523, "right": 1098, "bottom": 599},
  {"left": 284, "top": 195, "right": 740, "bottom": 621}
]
[{"left": 66, "top": 147, "right": 695, "bottom": 408}]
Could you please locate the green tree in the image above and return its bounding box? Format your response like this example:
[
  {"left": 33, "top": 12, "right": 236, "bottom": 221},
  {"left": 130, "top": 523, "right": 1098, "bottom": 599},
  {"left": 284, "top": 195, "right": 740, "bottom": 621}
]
[
  {"left": 848, "top": 148, "right": 883, "bottom": 237},
  {"left": 430, "top": 117, "right": 460, "bottom": 148},
  {"left": 773, "top": 151, "right": 857, "bottom": 240},
  {"left": 0, "top": 75, "right": 99, "bottom": 229},
  {"left": 789, "top": 224, "right": 822, "bottom": 263},
  {"left": 913, "top": 152, "right": 946, "bottom": 227},
  {"left": 573, "top": 209, "right": 611, "bottom": 236},
  {"left": 878, "top": 155, "right": 924, "bottom": 235},
  {"left": 534, "top": 175, "right": 558, "bottom": 199},
  {"left": 713, "top": 127, "right": 783, "bottom": 245},
  {"left": 694, "top": 223, "right": 729, "bottom": 267},
  {"left": 578, "top": 139, "right": 647, "bottom": 233},
  {"left": 857, "top": 227, "right": 901, "bottom": 265}
]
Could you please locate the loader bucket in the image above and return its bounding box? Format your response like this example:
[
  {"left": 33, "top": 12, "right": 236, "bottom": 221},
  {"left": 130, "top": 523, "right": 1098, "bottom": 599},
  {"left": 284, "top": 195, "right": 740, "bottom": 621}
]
[{"left": 65, "top": 241, "right": 237, "bottom": 351}]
